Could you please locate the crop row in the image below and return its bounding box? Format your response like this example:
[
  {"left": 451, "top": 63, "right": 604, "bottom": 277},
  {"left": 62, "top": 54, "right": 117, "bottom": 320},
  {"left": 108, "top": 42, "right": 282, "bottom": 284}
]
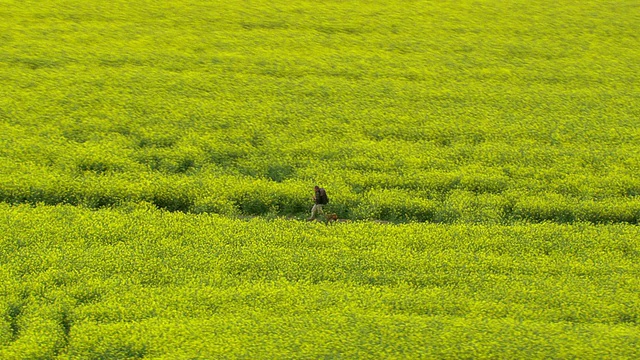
[{"left": 1, "top": 160, "right": 639, "bottom": 224}]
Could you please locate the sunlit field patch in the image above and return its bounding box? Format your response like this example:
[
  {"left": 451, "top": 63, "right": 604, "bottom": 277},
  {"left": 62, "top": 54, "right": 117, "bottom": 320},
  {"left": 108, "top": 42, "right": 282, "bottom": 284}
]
[{"left": 1, "top": 204, "right": 639, "bottom": 358}]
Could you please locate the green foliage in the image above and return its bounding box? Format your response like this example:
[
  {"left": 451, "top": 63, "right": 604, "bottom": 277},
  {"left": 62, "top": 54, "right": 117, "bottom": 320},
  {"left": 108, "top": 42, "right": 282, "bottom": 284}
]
[
  {"left": 0, "top": 204, "right": 639, "bottom": 358},
  {"left": 1, "top": 0, "right": 640, "bottom": 357},
  {"left": 0, "top": 0, "right": 639, "bottom": 224}
]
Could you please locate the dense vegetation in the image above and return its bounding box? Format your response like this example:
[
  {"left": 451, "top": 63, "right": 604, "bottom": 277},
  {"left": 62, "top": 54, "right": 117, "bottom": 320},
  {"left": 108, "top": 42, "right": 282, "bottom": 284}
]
[
  {"left": 1, "top": 0, "right": 639, "bottom": 358},
  {"left": 1, "top": 0, "right": 639, "bottom": 223},
  {"left": 1, "top": 204, "right": 639, "bottom": 358}
]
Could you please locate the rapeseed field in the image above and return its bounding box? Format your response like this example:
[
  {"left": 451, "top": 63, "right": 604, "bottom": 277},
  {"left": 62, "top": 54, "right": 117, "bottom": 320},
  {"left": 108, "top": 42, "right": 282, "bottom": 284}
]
[{"left": 1, "top": 0, "right": 639, "bottom": 358}]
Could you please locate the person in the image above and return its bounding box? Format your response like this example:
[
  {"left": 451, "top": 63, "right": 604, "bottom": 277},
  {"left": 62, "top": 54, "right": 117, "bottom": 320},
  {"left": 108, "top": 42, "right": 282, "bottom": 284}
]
[{"left": 307, "top": 185, "right": 329, "bottom": 221}]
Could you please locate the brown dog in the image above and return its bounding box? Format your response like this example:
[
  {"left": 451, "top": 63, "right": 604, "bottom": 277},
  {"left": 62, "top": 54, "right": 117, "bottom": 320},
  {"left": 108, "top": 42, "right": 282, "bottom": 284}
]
[{"left": 325, "top": 213, "right": 338, "bottom": 225}]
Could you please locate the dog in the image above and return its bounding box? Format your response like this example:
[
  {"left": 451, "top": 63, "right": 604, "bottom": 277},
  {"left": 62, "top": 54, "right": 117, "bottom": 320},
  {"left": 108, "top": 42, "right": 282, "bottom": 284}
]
[{"left": 325, "top": 213, "right": 338, "bottom": 225}]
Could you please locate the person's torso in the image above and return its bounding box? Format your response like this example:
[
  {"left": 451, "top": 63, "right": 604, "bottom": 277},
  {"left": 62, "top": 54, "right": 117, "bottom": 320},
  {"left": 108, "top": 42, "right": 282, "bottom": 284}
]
[{"left": 316, "top": 188, "right": 326, "bottom": 203}]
